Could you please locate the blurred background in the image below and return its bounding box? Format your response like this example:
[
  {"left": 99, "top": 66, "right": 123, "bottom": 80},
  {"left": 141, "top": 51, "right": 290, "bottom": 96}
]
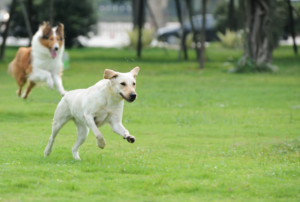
[
  {"left": 0, "top": 0, "right": 299, "bottom": 49},
  {"left": 0, "top": 0, "right": 299, "bottom": 71}
]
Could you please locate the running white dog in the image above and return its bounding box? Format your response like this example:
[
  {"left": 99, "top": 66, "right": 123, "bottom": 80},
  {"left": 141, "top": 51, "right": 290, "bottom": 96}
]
[{"left": 44, "top": 67, "right": 140, "bottom": 160}]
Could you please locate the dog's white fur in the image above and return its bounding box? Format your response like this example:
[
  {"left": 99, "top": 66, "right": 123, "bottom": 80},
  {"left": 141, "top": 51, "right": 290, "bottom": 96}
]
[
  {"left": 44, "top": 67, "right": 140, "bottom": 160},
  {"left": 28, "top": 26, "right": 66, "bottom": 96}
]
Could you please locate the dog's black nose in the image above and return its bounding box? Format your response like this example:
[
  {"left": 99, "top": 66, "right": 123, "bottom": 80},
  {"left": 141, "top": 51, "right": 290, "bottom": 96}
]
[
  {"left": 130, "top": 93, "right": 136, "bottom": 100},
  {"left": 54, "top": 47, "right": 58, "bottom": 51}
]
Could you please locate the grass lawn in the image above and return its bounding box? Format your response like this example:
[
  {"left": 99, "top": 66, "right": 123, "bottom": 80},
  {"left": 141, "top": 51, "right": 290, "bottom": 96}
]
[{"left": 0, "top": 44, "right": 299, "bottom": 202}]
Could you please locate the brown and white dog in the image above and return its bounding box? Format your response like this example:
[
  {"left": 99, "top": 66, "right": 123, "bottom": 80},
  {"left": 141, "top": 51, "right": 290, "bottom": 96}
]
[{"left": 8, "top": 22, "right": 67, "bottom": 99}]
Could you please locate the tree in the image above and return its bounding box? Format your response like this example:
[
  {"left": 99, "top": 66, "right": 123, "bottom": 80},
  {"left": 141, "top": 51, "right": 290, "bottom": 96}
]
[
  {"left": 0, "top": 0, "right": 17, "bottom": 60},
  {"left": 136, "top": 0, "right": 145, "bottom": 57},
  {"left": 235, "top": 0, "right": 285, "bottom": 72},
  {"left": 175, "top": 0, "right": 188, "bottom": 60},
  {"left": 186, "top": 0, "right": 207, "bottom": 68},
  {"left": 186, "top": 0, "right": 200, "bottom": 60},
  {"left": 9, "top": 0, "right": 97, "bottom": 48},
  {"left": 227, "top": 0, "right": 235, "bottom": 31},
  {"left": 287, "top": 0, "right": 298, "bottom": 55},
  {"left": 213, "top": 0, "right": 244, "bottom": 34},
  {"left": 199, "top": 0, "right": 207, "bottom": 69}
]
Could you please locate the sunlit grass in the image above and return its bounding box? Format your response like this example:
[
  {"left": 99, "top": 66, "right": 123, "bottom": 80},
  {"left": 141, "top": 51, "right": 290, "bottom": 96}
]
[{"left": 0, "top": 44, "right": 299, "bottom": 201}]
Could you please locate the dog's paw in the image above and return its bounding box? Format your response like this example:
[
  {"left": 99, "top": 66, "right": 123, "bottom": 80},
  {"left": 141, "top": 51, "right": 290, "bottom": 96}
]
[
  {"left": 60, "top": 90, "right": 68, "bottom": 96},
  {"left": 44, "top": 149, "right": 51, "bottom": 157},
  {"left": 47, "top": 79, "right": 54, "bottom": 90},
  {"left": 124, "top": 135, "right": 135, "bottom": 143},
  {"left": 16, "top": 90, "right": 21, "bottom": 97},
  {"left": 72, "top": 153, "right": 81, "bottom": 160},
  {"left": 21, "top": 93, "right": 28, "bottom": 99},
  {"left": 96, "top": 136, "right": 106, "bottom": 149}
]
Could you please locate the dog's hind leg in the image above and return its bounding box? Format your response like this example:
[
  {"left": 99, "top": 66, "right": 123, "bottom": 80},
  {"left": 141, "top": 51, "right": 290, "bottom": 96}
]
[
  {"left": 44, "top": 99, "right": 71, "bottom": 157},
  {"left": 16, "top": 86, "right": 23, "bottom": 97},
  {"left": 16, "top": 73, "right": 27, "bottom": 97},
  {"left": 72, "top": 122, "right": 89, "bottom": 160},
  {"left": 22, "top": 80, "right": 36, "bottom": 99}
]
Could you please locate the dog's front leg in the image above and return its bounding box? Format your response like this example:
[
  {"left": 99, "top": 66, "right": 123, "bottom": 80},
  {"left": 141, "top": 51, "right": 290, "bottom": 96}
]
[
  {"left": 28, "top": 68, "right": 53, "bottom": 90},
  {"left": 110, "top": 122, "right": 135, "bottom": 143},
  {"left": 84, "top": 114, "right": 106, "bottom": 149},
  {"left": 52, "top": 74, "right": 67, "bottom": 96}
]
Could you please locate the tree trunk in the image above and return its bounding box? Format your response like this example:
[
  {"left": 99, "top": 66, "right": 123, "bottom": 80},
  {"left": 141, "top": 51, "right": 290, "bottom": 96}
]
[
  {"left": 175, "top": 0, "right": 188, "bottom": 61},
  {"left": 287, "top": 0, "right": 298, "bottom": 55},
  {"left": 20, "top": 0, "right": 33, "bottom": 45},
  {"left": 146, "top": 0, "right": 168, "bottom": 29},
  {"left": 137, "top": 0, "right": 145, "bottom": 58},
  {"left": 237, "top": 0, "right": 277, "bottom": 72},
  {"left": 227, "top": 0, "right": 235, "bottom": 30},
  {"left": 145, "top": 0, "right": 159, "bottom": 30},
  {"left": 132, "top": 0, "right": 139, "bottom": 29},
  {"left": 27, "top": 0, "right": 33, "bottom": 46},
  {"left": 50, "top": 0, "right": 54, "bottom": 25},
  {"left": 0, "top": 0, "right": 17, "bottom": 60},
  {"left": 199, "top": 0, "right": 207, "bottom": 69},
  {"left": 185, "top": 0, "right": 200, "bottom": 60}
]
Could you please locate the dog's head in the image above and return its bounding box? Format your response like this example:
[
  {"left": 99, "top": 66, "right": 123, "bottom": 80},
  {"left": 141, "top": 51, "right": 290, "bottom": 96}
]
[
  {"left": 39, "top": 22, "right": 64, "bottom": 59},
  {"left": 104, "top": 67, "right": 140, "bottom": 103}
]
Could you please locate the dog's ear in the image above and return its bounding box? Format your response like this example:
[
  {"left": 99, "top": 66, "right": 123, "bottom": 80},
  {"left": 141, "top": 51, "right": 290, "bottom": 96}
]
[
  {"left": 130, "top": 66, "right": 140, "bottom": 78},
  {"left": 56, "top": 23, "right": 64, "bottom": 40},
  {"left": 104, "top": 69, "right": 118, "bottom": 79},
  {"left": 41, "top": 21, "right": 52, "bottom": 39}
]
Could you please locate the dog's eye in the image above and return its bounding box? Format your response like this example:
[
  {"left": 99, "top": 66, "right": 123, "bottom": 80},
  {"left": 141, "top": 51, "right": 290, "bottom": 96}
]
[
  {"left": 133, "top": 83, "right": 136, "bottom": 86},
  {"left": 120, "top": 82, "right": 126, "bottom": 86}
]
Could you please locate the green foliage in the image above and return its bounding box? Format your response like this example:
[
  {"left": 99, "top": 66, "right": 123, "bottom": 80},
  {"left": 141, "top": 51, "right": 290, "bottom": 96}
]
[
  {"left": 214, "top": 0, "right": 287, "bottom": 47},
  {"left": 217, "top": 29, "right": 243, "bottom": 49},
  {"left": 9, "top": 0, "right": 97, "bottom": 48},
  {"left": 185, "top": 33, "right": 193, "bottom": 49},
  {"left": 213, "top": 0, "right": 244, "bottom": 33},
  {"left": 0, "top": 45, "right": 300, "bottom": 201},
  {"left": 125, "top": 28, "right": 154, "bottom": 49}
]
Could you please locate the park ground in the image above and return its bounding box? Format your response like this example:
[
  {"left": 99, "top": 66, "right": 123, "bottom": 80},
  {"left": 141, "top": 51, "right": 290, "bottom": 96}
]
[{"left": 0, "top": 44, "right": 299, "bottom": 201}]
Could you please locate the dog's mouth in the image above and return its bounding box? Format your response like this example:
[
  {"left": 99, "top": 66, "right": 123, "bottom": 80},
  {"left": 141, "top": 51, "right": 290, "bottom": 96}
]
[
  {"left": 119, "top": 93, "right": 135, "bottom": 103},
  {"left": 49, "top": 49, "right": 57, "bottom": 59}
]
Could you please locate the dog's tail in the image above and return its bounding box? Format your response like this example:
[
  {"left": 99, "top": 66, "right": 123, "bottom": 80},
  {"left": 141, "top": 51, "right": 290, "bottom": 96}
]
[{"left": 7, "top": 62, "right": 13, "bottom": 75}]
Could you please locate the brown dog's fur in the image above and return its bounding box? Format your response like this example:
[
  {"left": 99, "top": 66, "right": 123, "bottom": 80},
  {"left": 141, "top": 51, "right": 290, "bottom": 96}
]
[
  {"left": 39, "top": 22, "right": 64, "bottom": 49},
  {"left": 8, "top": 22, "right": 65, "bottom": 99},
  {"left": 8, "top": 47, "right": 34, "bottom": 98}
]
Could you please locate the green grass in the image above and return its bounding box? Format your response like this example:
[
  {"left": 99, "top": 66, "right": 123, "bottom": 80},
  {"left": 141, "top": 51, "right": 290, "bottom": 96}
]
[{"left": 0, "top": 44, "right": 299, "bottom": 202}]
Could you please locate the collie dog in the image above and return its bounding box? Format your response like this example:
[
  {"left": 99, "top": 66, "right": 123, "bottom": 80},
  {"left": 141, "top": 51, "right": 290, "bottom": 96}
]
[{"left": 8, "top": 22, "right": 67, "bottom": 99}]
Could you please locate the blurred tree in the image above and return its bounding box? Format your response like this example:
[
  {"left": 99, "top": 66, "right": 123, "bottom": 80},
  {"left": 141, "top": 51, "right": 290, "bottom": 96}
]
[
  {"left": 175, "top": 0, "right": 188, "bottom": 60},
  {"left": 235, "top": 0, "right": 286, "bottom": 72},
  {"left": 214, "top": 0, "right": 243, "bottom": 33},
  {"left": 200, "top": 0, "right": 207, "bottom": 69},
  {"left": 136, "top": 0, "right": 145, "bottom": 57},
  {"left": 9, "top": 0, "right": 97, "bottom": 48},
  {"left": 186, "top": 0, "right": 207, "bottom": 69},
  {"left": 227, "top": 0, "right": 235, "bottom": 31},
  {"left": 0, "top": 0, "right": 17, "bottom": 60},
  {"left": 287, "top": 0, "right": 297, "bottom": 55},
  {"left": 186, "top": 0, "right": 200, "bottom": 59}
]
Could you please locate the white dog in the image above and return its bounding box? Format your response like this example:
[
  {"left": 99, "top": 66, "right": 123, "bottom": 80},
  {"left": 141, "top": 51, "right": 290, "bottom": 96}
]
[{"left": 44, "top": 67, "right": 140, "bottom": 160}]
